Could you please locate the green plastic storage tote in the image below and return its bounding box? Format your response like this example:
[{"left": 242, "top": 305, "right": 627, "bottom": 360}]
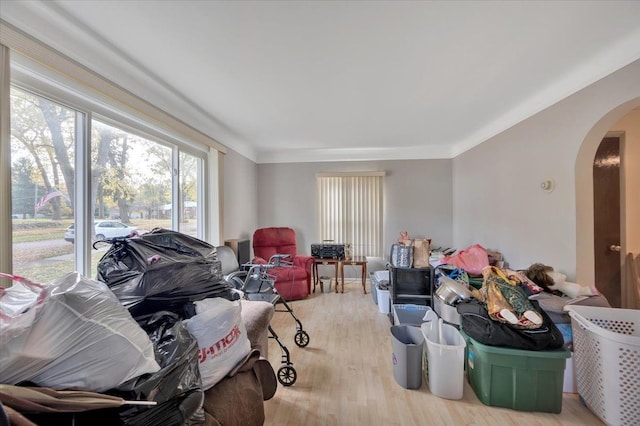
[{"left": 461, "top": 331, "right": 570, "bottom": 413}]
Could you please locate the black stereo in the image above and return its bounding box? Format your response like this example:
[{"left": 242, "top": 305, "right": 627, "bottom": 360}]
[{"left": 311, "top": 243, "right": 345, "bottom": 259}]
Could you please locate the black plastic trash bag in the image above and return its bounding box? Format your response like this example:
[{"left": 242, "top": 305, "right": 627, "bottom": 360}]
[
  {"left": 114, "top": 312, "right": 206, "bottom": 426},
  {"left": 96, "top": 228, "right": 236, "bottom": 321}
]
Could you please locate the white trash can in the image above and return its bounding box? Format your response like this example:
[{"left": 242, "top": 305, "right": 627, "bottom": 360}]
[
  {"left": 318, "top": 276, "right": 332, "bottom": 293},
  {"left": 370, "top": 276, "right": 378, "bottom": 304},
  {"left": 377, "top": 284, "right": 390, "bottom": 314},
  {"left": 421, "top": 318, "right": 466, "bottom": 400},
  {"left": 370, "top": 270, "right": 390, "bottom": 305}
]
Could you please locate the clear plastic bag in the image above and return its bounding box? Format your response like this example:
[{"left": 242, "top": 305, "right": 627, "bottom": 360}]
[{"left": 0, "top": 272, "right": 160, "bottom": 392}]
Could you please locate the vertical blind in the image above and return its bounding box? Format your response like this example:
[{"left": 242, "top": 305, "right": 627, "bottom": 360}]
[{"left": 317, "top": 173, "right": 384, "bottom": 257}]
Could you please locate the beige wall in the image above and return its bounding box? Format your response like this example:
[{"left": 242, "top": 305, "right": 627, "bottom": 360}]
[
  {"left": 454, "top": 59, "right": 640, "bottom": 284},
  {"left": 223, "top": 59, "right": 640, "bottom": 289},
  {"left": 256, "top": 160, "right": 453, "bottom": 257},
  {"left": 221, "top": 148, "right": 258, "bottom": 246}
]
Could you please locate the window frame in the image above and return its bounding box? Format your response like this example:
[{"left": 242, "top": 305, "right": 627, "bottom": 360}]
[{"left": 2, "top": 35, "right": 221, "bottom": 277}]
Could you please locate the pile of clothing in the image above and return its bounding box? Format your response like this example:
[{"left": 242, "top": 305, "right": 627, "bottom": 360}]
[{"left": 435, "top": 244, "right": 610, "bottom": 351}]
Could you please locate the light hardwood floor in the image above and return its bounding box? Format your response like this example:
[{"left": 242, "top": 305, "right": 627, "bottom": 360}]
[{"left": 264, "top": 280, "right": 603, "bottom": 426}]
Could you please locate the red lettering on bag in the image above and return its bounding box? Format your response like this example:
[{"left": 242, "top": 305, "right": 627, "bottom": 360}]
[{"left": 199, "top": 325, "right": 242, "bottom": 362}]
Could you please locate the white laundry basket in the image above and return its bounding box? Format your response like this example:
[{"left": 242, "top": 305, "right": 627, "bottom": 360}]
[{"left": 564, "top": 305, "right": 640, "bottom": 426}]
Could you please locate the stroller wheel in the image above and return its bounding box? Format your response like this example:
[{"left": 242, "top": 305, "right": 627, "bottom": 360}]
[
  {"left": 277, "top": 365, "right": 297, "bottom": 386},
  {"left": 294, "top": 330, "right": 310, "bottom": 347}
]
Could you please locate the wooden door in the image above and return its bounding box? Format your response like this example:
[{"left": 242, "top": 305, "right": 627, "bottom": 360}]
[{"left": 593, "top": 136, "right": 621, "bottom": 307}]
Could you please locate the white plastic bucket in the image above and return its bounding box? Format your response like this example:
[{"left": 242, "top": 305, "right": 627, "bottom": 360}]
[
  {"left": 421, "top": 319, "right": 466, "bottom": 400},
  {"left": 377, "top": 287, "right": 390, "bottom": 314},
  {"left": 370, "top": 270, "right": 389, "bottom": 305},
  {"left": 563, "top": 354, "right": 576, "bottom": 393}
]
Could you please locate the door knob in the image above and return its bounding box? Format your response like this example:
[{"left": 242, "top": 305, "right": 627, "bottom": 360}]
[{"left": 609, "top": 245, "right": 621, "bottom": 252}]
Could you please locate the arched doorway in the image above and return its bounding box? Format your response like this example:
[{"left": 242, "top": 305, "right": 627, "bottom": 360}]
[{"left": 575, "top": 99, "right": 640, "bottom": 309}]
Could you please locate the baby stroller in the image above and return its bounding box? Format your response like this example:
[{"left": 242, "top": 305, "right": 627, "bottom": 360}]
[{"left": 226, "top": 254, "right": 310, "bottom": 386}]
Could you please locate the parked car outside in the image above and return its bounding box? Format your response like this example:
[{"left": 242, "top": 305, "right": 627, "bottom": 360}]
[{"left": 64, "top": 220, "right": 138, "bottom": 243}]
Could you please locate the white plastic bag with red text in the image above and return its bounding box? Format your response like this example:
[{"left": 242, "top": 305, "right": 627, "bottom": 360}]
[{"left": 184, "top": 298, "right": 251, "bottom": 390}]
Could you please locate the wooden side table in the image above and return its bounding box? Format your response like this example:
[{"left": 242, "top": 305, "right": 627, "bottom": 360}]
[
  {"left": 312, "top": 258, "right": 340, "bottom": 293},
  {"left": 340, "top": 256, "right": 368, "bottom": 294}
]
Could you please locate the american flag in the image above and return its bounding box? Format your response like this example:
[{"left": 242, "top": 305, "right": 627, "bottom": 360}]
[{"left": 35, "top": 189, "right": 66, "bottom": 211}]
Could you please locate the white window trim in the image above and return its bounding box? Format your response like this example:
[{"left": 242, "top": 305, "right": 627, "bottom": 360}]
[
  {"left": 0, "top": 44, "right": 12, "bottom": 280},
  {"left": 1, "top": 22, "right": 226, "bottom": 275}
]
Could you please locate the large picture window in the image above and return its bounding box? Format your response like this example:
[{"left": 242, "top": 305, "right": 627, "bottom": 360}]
[
  {"left": 7, "top": 88, "right": 214, "bottom": 285},
  {"left": 88, "top": 119, "right": 175, "bottom": 278},
  {"left": 2, "top": 30, "right": 223, "bottom": 282},
  {"left": 9, "top": 86, "right": 210, "bottom": 283},
  {"left": 10, "top": 88, "right": 77, "bottom": 282}
]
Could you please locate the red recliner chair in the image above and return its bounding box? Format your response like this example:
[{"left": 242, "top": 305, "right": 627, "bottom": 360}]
[{"left": 252, "top": 227, "right": 314, "bottom": 301}]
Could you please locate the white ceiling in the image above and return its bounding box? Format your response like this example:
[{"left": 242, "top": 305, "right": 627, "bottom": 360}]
[{"left": 2, "top": 1, "right": 640, "bottom": 163}]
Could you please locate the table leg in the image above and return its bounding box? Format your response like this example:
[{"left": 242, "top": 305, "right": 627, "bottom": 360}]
[
  {"left": 362, "top": 263, "right": 367, "bottom": 294},
  {"left": 333, "top": 262, "right": 340, "bottom": 293},
  {"left": 340, "top": 262, "right": 345, "bottom": 293},
  {"left": 312, "top": 263, "right": 320, "bottom": 293}
]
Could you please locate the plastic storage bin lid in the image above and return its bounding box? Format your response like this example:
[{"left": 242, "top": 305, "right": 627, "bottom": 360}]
[{"left": 460, "top": 331, "right": 570, "bottom": 358}]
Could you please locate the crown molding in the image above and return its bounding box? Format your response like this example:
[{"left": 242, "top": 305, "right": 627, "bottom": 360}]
[{"left": 257, "top": 144, "right": 454, "bottom": 164}]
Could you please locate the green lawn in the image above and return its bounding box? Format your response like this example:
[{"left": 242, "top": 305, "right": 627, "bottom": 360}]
[
  {"left": 11, "top": 219, "right": 72, "bottom": 242},
  {"left": 11, "top": 218, "right": 173, "bottom": 241},
  {"left": 10, "top": 218, "right": 175, "bottom": 284}
]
